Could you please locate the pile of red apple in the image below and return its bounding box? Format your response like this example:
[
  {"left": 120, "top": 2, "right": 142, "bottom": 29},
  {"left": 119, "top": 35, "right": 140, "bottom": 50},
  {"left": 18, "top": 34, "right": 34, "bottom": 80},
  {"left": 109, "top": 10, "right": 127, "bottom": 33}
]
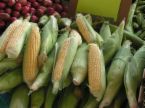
[{"left": 0, "top": 0, "right": 69, "bottom": 29}]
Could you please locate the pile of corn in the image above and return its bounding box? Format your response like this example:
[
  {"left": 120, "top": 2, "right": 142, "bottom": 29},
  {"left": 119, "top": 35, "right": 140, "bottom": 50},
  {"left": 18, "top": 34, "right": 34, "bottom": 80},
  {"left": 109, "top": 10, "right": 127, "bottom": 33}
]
[{"left": 0, "top": 11, "right": 145, "bottom": 108}]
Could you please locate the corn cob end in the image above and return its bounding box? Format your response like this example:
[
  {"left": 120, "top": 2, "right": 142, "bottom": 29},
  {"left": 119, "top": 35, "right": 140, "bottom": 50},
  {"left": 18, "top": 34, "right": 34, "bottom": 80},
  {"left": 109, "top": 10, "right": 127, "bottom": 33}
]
[{"left": 72, "top": 68, "right": 86, "bottom": 86}]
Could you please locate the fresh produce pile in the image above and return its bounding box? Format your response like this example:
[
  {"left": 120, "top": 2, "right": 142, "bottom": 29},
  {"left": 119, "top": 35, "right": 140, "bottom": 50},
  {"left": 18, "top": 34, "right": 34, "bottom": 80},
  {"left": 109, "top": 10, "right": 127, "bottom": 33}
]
[
  {"left": 0, "top": 0, "right": 69, "bottom": 30},
  {"left": 132, "top": 0, "right": 145, "bottom": 41},
  {"left": 0, "top": 1, "right": 145, "bottom": 108}
]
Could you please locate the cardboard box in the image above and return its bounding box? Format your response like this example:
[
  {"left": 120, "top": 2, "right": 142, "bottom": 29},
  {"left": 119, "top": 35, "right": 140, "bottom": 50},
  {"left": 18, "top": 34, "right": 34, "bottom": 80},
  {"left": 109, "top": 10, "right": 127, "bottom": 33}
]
[{"left": 68, "top": 0, "right": 132, "bottom": 24}]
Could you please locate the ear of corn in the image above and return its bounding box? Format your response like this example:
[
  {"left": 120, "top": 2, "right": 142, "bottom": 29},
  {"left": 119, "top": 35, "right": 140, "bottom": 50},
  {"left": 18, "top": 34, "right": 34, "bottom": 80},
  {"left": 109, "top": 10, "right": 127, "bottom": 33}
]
[
  {"left": 100, "top": 21, "right": 111, "bottom": 41},
  {"left": 52, "top": 30, "right": 82, "bottom": 94},
  {"left": 31, "top": 88, "right": 45, "bottom": 108},
  {"left": 5, "top": 20, "right": 31, "bottom": 59},
  {"left": 44, "top": 85, "right": 57, "bottom": 108},
  {"left": 10, "top": 85, "right": 29, "bottom": 108},
  {"left": 124, "top": 44, "right": 145, "bottom": 108},
  {"left": 23, "top": 24, "right": 41, "bottom": 87},
  {"left": 125, "top": 1, "right": 138, "bottom": 33},
  {"left": 30, "top": 29, "right": 69, "bottom": 92},
  {"left": 83, "top": 95, "right": 99, "bottom": 108},
  {"left": 0, "top": 58, "right": 22, "bottom": 75},
  {"left": 0, "top": 19, "right": 22, "bottom": 53},
  {"left": 38, "top": 15, "right": 58, "bottom": 67},
  {"left": 103, "top": 20, "right": 125, "bottom": 65},
  {"left": 85, "top": 14, "right": 92, "bottom": 25},
  {"left": 71, "top": 43, "right": 88, "bottom": 86},
  {"left": 76, "top": 14, "right": 103, "bottom": 46},
  {"left": 0, "top": 68, "right": 23, "bottom": 93},
  {"left": 99, "top": 40, "right": 132, "bottom": 108},
  {"left": 88, "top": 43, "right": 106, "bottom": 102}
]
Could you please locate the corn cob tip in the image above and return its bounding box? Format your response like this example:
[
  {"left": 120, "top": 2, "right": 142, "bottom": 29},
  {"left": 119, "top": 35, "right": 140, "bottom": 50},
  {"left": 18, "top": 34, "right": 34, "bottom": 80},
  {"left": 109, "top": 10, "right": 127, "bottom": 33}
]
[
  {"left": 70, "top": 30, "right": 82, "bottom": 45},
  {"left": 52, "top": 81, "right": 60, "bottom": 94},
  {"left": 73, "top": 72, "right": 84, "bottom": 86},
  {"left": 73, "top": 78, "right": 81, "bottom": 86}
]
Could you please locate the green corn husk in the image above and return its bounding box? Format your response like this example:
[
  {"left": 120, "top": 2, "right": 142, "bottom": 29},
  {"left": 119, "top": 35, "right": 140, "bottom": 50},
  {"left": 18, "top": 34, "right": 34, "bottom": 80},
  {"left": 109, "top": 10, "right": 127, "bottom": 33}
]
[
  {"left": 71, "top": 43, "right": 88, "bottom": 86},
  {"left": 133, "top": 22, "right": 139, "bottom": 29},
  {"left": 6, "top": 19, "right": 31, "bottom": 59},
  {"left": 103, "top": 20, "right": 125, "bottom": 65},
  {"left": 0, "top": 68, "right": 23, "bottom": 93},
  {"left": 124, "top": 45, "right": 145, "bottom": 108},
  {"left": 70, "top": 21, "right": 78, "bottom": 30},
  {"left": 30, "top": 29, "right": 69, "bottom": 93},
  {"left": 123, "top": 31, "right": 145, "bottom": 47},
  {"left": 44, "top": 85, "right": 57, "bottom": 108},
  {"left": 57, "top": 28, "right": 70, "bottom": 46},
  {"left": 125, "top": 0, "right": 138, "bottom": 33},
  {"left": 38, "top": 15, "right": 58, "bottom": 67},
  {"left": 136, "top": 5, "right": 145, "bottom": 11},
  {"left": 83, "top": 95, "right": 99, "bottom": 108},
  {"left": 138, "top": 1, "right": 145, "bottom": 5},
  {"left": 138, "top": 70, "right": 145, "bottom": 107},
  {"left": 59, "top": 87, "right": 81, "bottom": 108},
  {"left": 85, "top": 14, "right": 93, "bottom": 25},
  {"left": 31, "top": 88, "right": 45, "bottom": 108},
  {"left": 10, "top": 85, "right": 29, "bottom": 108},
  {"left": 0, "top": 58, "right": 22, "bottom": 75},
  {"left": 38, "top": 15, "right": 49, "bottom": 27},
  {"left": 113, "top": 89, "right": 126, "bottom": 108},
  {"left": 76, "top": 13, "right": 103, "bottom": 46},
  {"left": 109, "top": 24, "right": 144, "bottom": 47},
  {"left": 99, "top": 40, "right": 132, "bottom": 108},
  {"left": 30, "top": 49, "right": 55, "bottom": 92},
  {"left": 100, "top": 21, "right": 111, "bottom": 41},
  {"left": 59, "top": 18, "right": 72, "bottom": 27},
  {"left": 135, "top": 30, "right": 143, "bottom": 36},
  {"left": 52, "top": 30, "right": 82, "bottom": 94},
  {"left": 0, "top": 53, "right": 5, "bottom": 61},
  {"left": 136, "top": 13, "right": 144, "bottom": 26},
  {"left": 141, "top": 19, "right": 145, "bottom": 29},
  {"left": 139, "top": 30, "right": 145, "bottom": 39}
]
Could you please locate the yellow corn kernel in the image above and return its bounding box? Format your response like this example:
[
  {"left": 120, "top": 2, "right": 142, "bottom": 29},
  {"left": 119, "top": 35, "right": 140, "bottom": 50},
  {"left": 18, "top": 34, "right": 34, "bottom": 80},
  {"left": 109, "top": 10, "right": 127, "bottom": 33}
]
[
  {"left": 23, "top": 24, "right": 41, "bottom": 87},
  {"left": 76, "top": 15, "right": 92, "bottom": 43},
  {"left": 53, "top": 39, "right": 71, "bottom": 81},
  {"left": 88, "top": 43, "right": 106, "bottom": 102}
]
